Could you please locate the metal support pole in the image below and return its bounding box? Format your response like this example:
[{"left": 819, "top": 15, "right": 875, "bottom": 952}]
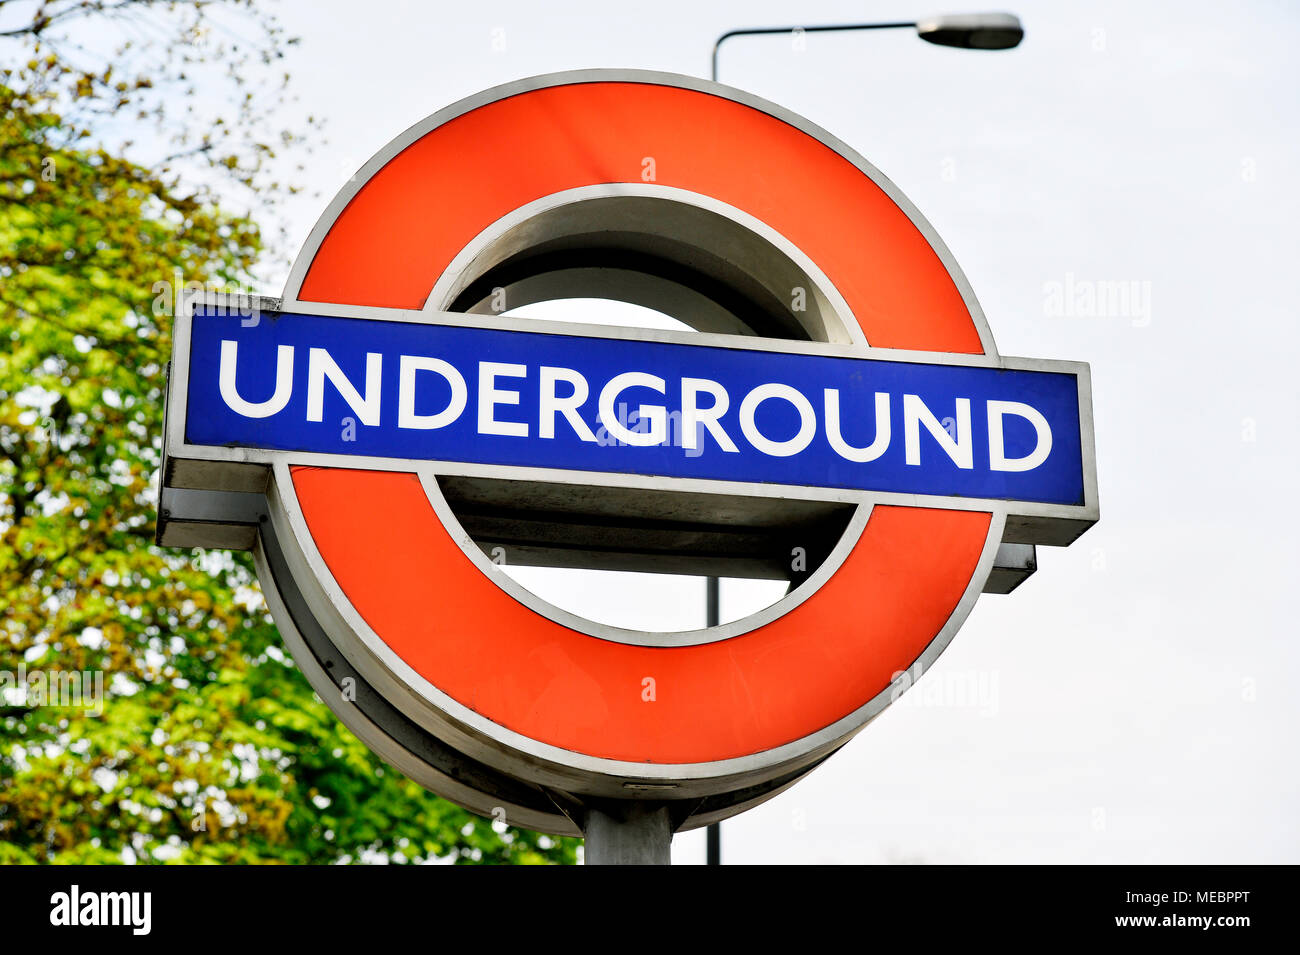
[
  {"left": 584, "top": 803, "right": 673, "bottom": 865},
  {"left": 705, "top": 575, "right": 721, "bottom": 865}
]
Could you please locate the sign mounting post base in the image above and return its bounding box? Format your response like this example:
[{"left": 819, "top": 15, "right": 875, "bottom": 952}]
[{"left": 583, "top": 803, "right": 673, "bottom": 865}]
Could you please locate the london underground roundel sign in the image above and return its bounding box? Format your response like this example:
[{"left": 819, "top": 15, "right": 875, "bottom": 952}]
[{"left": 158, "top": 71, "right": 1097, "bottom": 836}]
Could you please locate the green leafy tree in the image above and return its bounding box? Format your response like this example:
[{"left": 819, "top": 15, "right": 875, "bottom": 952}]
[{"left": 0, "top": 0, "right": 577, "bottom": 864}]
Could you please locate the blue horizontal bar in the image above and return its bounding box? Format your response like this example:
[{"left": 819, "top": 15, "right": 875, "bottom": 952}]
[{"left": 184, "top": 308, "right": 1085, "bottom": 506}]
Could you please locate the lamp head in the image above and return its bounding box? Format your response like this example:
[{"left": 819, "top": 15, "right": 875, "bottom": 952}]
[{"left": 916, "top": 13, "right": 1024, "bottom": 50}]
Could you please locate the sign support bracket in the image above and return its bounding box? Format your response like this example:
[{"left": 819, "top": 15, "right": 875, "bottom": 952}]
[{"left": 582, "top": 802, "right": 673, "bottom": 865}]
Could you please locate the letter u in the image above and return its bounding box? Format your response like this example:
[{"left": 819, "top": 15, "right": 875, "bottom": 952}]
[
  {"left": 825, "top": 390, "right": 890, "bottom": 462},
  {"left": 218, "top": 340, "right": 294, "bottom": 418}
]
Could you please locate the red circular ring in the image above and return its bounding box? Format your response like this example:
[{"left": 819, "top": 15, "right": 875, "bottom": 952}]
[{"left": 286, "top": 78, "right": 993, "bottom": 764}]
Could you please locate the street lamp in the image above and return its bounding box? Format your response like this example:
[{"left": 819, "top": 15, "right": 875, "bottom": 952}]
[
  {"left": 711, "top": 12, "right": 1023, "bottom": 80},
  {"left": 703, "top": 8, "right": 1023, "bottom": 868},
  {"left": 917, "top": 12, "right": 1024, "bottom": 49}
]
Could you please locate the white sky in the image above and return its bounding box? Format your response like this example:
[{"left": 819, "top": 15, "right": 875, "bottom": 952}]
[{"left": 235, "top": 0, "right": 1300, "bottom": 863}]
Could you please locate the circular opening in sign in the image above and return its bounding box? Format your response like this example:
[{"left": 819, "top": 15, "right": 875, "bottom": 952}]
[
  {"left": 433, "top": 187, "right": 859, "bottom": 345},
  {"left": 428, "top": 186, "right": 863, "bottom": 637},
  {"left": 501, "top": 297, "right": 689, "bottom": 333},
  {"left": 489, "top": 297, "right": 796, "bottom": 628}
]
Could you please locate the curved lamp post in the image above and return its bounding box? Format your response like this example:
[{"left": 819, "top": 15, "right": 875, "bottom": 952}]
[{"left": 712, "top": 12, "right": 1024, "bottom": 81}]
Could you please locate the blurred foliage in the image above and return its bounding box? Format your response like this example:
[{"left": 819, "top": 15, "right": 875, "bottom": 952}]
[
  {"left": 0, "top": 0, "right": 323, "bottom": 263},
  {"left": 0, "top": 0, "right": 577, "bottom": 864}
]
